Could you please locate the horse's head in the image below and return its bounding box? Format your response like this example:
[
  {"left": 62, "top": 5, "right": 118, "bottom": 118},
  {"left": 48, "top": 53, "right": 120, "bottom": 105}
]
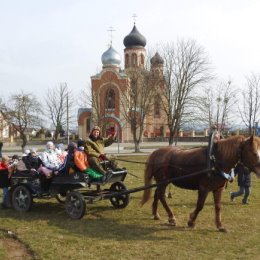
[{"left": 242, "top": 136, "right": 260, "bottom": 177}]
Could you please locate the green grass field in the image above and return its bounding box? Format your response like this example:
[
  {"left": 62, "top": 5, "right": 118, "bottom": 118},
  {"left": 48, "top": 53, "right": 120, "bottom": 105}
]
[{"left": 0, "top": 155, "right": 260, "bottom": 260}]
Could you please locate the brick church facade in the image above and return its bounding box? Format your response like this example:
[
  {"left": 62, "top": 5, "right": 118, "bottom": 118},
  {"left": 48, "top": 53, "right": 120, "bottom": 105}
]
[{"left": 78, "top": 23, "right": 168, "bottom": 142}]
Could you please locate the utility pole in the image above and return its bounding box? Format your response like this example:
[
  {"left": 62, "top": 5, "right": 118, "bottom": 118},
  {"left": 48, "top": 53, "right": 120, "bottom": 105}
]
[{"left": 66, "top": 83, "right": 69, "bottom": 145}]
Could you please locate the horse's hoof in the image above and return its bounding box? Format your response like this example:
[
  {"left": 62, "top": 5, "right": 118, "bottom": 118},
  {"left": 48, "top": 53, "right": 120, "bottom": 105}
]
[
  {"left": 218, "top": 227, "right": 227, "bottom": 233},
  {"left": 168, "top": 219, "right": 176, "bottom": 226},
  {"left": 167, "top": 192, "right": 172, "bottom": 199},
  {"left": 187, "top": 220, "right": 195, "bottom": 228},
  {"left": 152, "top": 214, "right": 161, "bottom": 220}
]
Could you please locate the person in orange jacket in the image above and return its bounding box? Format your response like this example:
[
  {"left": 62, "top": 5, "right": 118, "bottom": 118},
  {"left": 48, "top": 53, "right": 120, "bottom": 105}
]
[{"left": 74, "top": 140, "right": 103, "bottom": 181}]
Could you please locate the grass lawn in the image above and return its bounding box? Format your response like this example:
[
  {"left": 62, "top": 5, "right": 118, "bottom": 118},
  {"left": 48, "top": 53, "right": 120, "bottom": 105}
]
[{"left": 0, "top": 155, "right": 260, "bottom": 260}]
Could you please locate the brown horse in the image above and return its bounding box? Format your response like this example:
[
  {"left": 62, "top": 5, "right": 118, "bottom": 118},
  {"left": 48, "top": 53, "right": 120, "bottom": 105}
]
[{"left": 141, "top": 135, "right": 260, "bottom": 232}]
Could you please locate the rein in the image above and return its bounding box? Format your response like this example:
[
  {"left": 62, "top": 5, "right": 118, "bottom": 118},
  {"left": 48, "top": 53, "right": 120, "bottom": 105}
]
[
  {"left": 115, "top": 137, "right": 249, "bottom": 178},
  {"left": 115, "top": 158, "right": 147, "bottom": 164},
  {"left": 115, "top": 157, "right": 207, "bottom": 175},
  {"left": 116, "top": 157, "right": 204, "bottom": 168},
  {"left": 104, "top": 168, "right": 212, "bottom": 198}
]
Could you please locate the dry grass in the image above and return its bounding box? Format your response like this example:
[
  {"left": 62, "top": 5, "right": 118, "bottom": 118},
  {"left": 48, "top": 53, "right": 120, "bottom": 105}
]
[{"left": 0, "top": 155, "right": 260, "bottom": 260}]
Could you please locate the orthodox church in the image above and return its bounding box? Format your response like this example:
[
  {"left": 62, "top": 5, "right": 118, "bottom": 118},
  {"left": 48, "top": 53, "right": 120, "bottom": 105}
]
[{"left": 78, "top": 23, "right": 167, "bottom": 142}]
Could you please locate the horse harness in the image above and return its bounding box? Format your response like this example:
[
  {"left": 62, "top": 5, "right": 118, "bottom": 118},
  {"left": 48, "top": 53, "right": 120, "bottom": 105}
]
[{"left": 209, "top": 140, "right": 247, "bottom": 180}]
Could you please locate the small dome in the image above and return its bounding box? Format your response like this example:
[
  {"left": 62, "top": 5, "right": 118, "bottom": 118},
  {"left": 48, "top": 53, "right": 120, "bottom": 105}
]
[
  {"left": 123, "top": 25, "right": 146, "bottom": 48},
  {"left": 101, "top": 46, "right": 121, "bottom": 66},
  {"left": 150, "top": 52, "right": 164, "bottom": 65}
]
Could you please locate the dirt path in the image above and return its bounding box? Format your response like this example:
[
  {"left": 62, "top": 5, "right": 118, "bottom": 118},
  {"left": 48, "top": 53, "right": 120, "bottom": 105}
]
[{"left": 0, "top": 231, "right": 34, "bottom": 260}]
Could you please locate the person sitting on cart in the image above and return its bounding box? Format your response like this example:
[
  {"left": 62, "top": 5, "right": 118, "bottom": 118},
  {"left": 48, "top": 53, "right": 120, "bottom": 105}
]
[
  {"left": 8, "top": 154, "right": 20, "bottom": 174},
  {"left": 74, "top": 140, "right": 108, "bottom": 182},
  {"left": 39, "top": 141, "right": 62, "bottom": 178},
  {"left": 55, "top": 143, "right": 68, "bottom": 164},
  {"left": 84, "top": 126, "right": 116, "bottom": 175},
  {"left": 22, "top": 148, "right": 42, "bottom": 174}
]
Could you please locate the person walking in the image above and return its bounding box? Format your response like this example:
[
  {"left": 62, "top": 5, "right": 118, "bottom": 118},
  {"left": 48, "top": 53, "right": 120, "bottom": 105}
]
[{"left": 230, "top": 163, "right": 252, "bottom": 204}]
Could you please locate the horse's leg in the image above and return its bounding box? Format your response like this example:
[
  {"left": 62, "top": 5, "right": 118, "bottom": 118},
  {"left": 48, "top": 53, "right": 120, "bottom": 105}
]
[
  {"left": 213, "top": 187, "right": 226, "bottom": 232},
  {"left": 158, "top": 184, "right": 176, "bottom": 226},
  {"left": 188, "top": 188, "right": 209, "bottom": 228},
  {"left": 152, "top": 187, "right": 161, "bottom": 220}
]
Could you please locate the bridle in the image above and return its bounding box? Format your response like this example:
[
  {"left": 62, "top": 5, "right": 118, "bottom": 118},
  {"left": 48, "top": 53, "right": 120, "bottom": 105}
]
[{"left": 238, "top": 138, "right": 260, "bottom": 173}]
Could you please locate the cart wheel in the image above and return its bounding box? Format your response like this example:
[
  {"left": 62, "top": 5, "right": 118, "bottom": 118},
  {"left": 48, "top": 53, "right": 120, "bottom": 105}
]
[
  {"left": 12, "top": 185, "right": 32, "bottom": 212},
  {"left": 55, "top": 193, "right": 66, "bottom": 203},
  {"left": 65, "top": 191, "right": 86, "bottom": 220},
  {"left": 109, "top": 181, "right": 130, "bottom": 209}
]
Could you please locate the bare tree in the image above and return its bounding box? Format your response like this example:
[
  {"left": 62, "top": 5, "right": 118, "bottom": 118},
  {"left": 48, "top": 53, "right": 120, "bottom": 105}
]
[
  {"left": 196, "top": 80, "right": 237, "bottom": 133},
  {"left": 79, "top": 83, "right": 97, "bottom": 121},
  {"left": 79, "top": 86, "right": 91, "bottom": 108},
  {"left": 239, "top": 73, "right": 260, "bottom": 135},
  {"left": 0, "top": 101, "right": 9, "bottom": 139},
  {"left": 159, "top": 39, "right": 213, "bottom": 145},
  {"left": 120, "top": 67, "right": 157, "bottom": 152},
  {"left": 0, "top": 92, "right": 42, "bottom": 151},
  {"left": 45, "top": 83, "right": 75, "bottom": 140},
  {"left": 91, "top": 85, "right": 104, "bottom": 128}
]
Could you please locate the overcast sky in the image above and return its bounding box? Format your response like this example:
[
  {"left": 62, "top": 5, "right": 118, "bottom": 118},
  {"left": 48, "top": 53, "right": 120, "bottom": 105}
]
[{"left": 0, "top": 0, "right": 259, "bottom": 100}]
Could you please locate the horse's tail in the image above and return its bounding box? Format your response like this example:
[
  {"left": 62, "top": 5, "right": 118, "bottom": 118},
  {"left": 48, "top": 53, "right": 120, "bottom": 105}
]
[{"left": 140, "top": 156, "right": 154, "bottom": 206}]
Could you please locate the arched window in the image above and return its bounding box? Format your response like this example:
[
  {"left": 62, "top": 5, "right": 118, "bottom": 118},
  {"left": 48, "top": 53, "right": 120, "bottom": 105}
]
[
  {"left": 131, "top": 53, "right": 137, "bottom": 66},
  {"left": 125, "top": 54, "right": 129, "bottom": 68},
  {"left": 140, "top": 54, "right": 144, "bottom": 65},
  {"left": 105, "top": 88, "right": 115, "bottom": 109}
]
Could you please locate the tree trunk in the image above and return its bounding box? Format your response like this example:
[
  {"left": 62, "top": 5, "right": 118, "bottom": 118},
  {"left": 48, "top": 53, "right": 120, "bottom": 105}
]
[
  {"left": 168, "top": 130, "right": 175, "bottom": 145},
  {"left": 134, "top": 142, "right": 141, "bottom": 153},
  {"left": 174, "top": 136, "right": 179, "bottom": 146},
  {"left": 54, "top": 131, "right": 58, "bottom": 140},
  {"left": 21, "top": 134, "right": 28, "bottom": 153}
]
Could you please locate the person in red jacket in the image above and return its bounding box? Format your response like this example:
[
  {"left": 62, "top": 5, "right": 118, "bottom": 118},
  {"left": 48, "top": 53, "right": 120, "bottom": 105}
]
[
  {"left": 0, "top": 155, "right": 10, "bottom": 209},
  {"left": 74, "top": 140, "right": 104, "bottom": 181}
]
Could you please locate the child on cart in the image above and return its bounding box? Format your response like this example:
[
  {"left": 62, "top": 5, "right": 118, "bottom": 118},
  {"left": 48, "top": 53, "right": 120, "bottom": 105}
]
[
  {"left": 39, "top": 141, "right": 63, "bottom": 178},
  {"left": 74, "top": 140, "right": 111, "bottom": 182}
]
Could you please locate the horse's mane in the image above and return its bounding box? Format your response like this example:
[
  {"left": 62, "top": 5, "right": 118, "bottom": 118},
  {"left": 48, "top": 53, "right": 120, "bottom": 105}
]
[{"left": 216, "top": 135, "right": 245, "bottom": 160}]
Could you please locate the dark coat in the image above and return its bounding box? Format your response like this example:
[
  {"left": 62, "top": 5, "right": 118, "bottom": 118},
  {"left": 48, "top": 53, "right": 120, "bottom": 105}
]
[
  {"left": 0, "top": 169, "right": 9, "bottom": 188},
  {"left": 22, "top": 154, "right": 42, "bottom": 170},
  {"left": 234, "top": 163, "right": 251, "bottom": 187}
]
